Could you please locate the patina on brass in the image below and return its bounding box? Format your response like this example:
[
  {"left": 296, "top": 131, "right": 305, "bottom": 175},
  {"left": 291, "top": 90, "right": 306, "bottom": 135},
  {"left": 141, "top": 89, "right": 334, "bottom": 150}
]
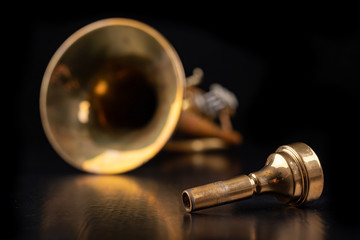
[
  {"left": 182, "top": 142, "right": 324, "bottom": 212},
  {"left": 40, "top": 18, "right": 241, "bottom": 174}
]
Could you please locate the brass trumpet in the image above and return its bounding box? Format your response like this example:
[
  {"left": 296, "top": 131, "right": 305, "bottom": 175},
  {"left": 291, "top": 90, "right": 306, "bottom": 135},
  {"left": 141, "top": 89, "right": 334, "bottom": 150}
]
[{"left": 40, "top": 18, "right": 242, "bottom": 174}]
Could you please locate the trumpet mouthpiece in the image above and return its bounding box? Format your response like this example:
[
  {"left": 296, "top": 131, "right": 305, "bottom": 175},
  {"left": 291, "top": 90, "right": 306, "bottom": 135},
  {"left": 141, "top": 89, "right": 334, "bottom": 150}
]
[{"left": 182, "top": 142, "right": 324, "bottom": 212}]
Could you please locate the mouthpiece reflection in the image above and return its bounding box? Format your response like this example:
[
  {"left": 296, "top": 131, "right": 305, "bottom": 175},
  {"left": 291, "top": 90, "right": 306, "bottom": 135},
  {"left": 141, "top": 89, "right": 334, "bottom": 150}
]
[{"left": 183, "top": 208, "right": 326, "bottom": 240}]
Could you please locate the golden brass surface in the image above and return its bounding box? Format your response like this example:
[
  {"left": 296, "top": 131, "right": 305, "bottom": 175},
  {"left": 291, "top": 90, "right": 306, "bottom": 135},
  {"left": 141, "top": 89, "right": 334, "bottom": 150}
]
[
  {"left": 40, "top": 18, "right": 241, "bottom": 174},
  {"left": 182, "top": 142, "right": 324, "bottom": 212}
]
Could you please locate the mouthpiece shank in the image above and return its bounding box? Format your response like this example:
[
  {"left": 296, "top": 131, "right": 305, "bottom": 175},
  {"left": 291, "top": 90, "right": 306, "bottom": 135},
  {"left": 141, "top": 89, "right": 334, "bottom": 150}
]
[{"left": 182, "top": 175, "right": 255, "bottom": 212}]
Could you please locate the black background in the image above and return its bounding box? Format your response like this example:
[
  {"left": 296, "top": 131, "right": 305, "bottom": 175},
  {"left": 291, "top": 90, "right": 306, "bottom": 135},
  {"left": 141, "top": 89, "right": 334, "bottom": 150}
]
[{"left": 9, "top": 2, "right": 360, "bottom": 238}]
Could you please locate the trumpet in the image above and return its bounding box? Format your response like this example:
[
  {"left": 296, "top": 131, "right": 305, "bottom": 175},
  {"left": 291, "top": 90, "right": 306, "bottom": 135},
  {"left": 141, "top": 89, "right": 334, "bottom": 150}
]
[{"left": 40, "top": 18, "right": 242, "bottom": 174}]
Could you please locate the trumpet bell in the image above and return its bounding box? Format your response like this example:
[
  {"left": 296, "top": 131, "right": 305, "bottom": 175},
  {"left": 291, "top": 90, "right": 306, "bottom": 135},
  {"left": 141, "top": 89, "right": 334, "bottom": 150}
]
[{"left": 40, "top": 19, "right": 185, "bottom": 174}]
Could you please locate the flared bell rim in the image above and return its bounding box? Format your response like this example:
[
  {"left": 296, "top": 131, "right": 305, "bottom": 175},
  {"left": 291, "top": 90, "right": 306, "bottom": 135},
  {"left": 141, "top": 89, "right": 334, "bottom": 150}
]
[{"left": 40, "top": 18, "right": 185, "bottom": 174}]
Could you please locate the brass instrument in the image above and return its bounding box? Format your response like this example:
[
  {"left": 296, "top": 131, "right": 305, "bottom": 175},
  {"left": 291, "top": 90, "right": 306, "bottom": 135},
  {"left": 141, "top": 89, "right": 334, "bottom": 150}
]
[
  {"left": 40, "top": 18, "right": 241, "bottom": 174},
  {"left": 182, "top": 143, "right": 324, "bottom": 211}
]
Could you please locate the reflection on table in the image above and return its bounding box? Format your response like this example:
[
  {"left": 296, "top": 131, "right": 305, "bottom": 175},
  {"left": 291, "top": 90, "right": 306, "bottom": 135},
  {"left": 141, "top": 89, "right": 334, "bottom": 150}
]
[
  {"left": 184, "top": 207, "right": 325, "bottom": 240},
  {"left": 37, "top": 152, "right": 326, "bottom": 239}
]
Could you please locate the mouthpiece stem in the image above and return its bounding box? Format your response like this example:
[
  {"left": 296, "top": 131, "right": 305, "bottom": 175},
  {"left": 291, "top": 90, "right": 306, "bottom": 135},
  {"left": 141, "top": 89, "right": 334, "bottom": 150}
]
[{"left": 182, "top": 175, "right": 255, "bottom": 212}]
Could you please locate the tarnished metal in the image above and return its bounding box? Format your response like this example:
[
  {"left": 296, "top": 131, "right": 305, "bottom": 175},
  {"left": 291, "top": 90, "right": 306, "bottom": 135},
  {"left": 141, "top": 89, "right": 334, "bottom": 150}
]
[{"left": 182, "top": 142, "right": 324, "bottom": 212}]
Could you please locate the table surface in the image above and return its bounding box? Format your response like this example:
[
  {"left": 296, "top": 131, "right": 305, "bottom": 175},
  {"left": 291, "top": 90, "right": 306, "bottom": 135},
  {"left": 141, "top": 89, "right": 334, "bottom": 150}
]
[{"left": 11, "top": 143, "right": 359, "bottom": 240}]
